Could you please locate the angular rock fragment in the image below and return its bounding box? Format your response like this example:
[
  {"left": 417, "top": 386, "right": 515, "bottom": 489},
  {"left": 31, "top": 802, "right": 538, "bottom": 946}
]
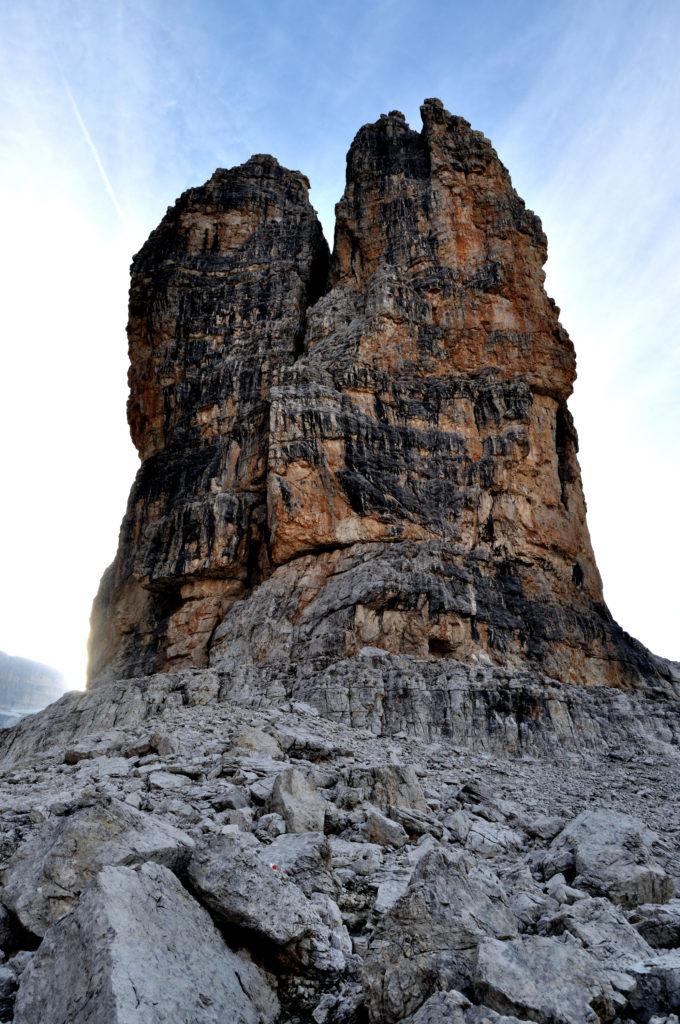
[
  {"left": 630, "top": 901, "right": 680, "bottom": 949},
  {"left": 474, "top": 935, "right": 624, "bottom": 1024},
  {"left": 2, "top": 798, "right": 194, "bottom": 936},
  {"left": 625, "top": 950, "right": 680, "bottom": 1020},
  {"left": 12, "top": 862, "right": 279, "bottom": 1024},
  {"left": 365, "top": 808, "right": 409, "bottom": 848},
  {"left": 265, "top": 831, "right": 336, "bottom": 896},
  {"left": 402, "top": 990, "right": 471, "bottom": 1023},
  {"left": 271, "top": 767, "right": 326, "bottom": 833},
  {"left": 402, "top": 991, "right": 529, "bottom": 1023},
  {"left": 186, "top": 831, "right": 344, "bottom": 971},
  {"left": 363, "top": 847, "right": 517, "bottom": 1022},
  {"left": 538, "top": 896, "right": 653, "bottom": 967},
  {"left": 0, "top": 965, "right": 18, "bottom": 1020},
  {"left": 543, "top": 808, "right": 673, "bottom": 908},
  {"left": 187, "top": 832, "right": 320, "bottom": 944}
]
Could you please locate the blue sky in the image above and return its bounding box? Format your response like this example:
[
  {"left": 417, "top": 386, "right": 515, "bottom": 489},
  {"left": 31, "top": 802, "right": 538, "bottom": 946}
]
[{"left": 1, "top": 0, "right": 678, "bottom": 686}]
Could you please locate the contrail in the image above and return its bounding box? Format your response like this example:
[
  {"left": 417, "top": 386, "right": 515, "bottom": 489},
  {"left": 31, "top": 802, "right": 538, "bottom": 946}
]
[{"left": 60, "top": 72, "right": 124, "bottom": 221}]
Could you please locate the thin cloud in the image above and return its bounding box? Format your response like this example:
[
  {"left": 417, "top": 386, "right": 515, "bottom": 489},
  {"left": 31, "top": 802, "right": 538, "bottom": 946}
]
[{"left": 60, "top": 71, "right": 124, "bottom": 222}]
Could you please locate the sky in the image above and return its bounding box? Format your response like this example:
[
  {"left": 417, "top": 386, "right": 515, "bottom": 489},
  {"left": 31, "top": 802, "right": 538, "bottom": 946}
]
[{"left": 0, "top": 0, "right": 678, "bottom": 690}]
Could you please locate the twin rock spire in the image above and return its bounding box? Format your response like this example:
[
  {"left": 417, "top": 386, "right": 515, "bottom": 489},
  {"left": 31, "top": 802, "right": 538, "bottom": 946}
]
[{"left": 88, "top": 99, "right": 669, "bottom": 714}]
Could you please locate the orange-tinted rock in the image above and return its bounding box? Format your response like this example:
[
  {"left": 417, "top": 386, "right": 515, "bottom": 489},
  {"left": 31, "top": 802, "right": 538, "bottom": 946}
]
[
  {"left": 89, "top": 100, "right": 670, "bottom": 697},
  {"left": 88, "top": 156, "right": 329, "bottom": 683}
]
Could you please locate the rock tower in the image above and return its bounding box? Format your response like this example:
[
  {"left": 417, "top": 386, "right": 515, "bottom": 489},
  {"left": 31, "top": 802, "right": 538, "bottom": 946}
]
[
  {"left": 89, "top": 99, "right": 667, "bottom": 707},
  {"left": 2, "top": 101, "right": 680, "bottom": 1024}
]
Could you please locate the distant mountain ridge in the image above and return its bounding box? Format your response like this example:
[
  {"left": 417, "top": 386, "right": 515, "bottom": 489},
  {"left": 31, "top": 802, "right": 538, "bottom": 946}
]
[{"left": 0, "top": 652, "right": 64, "bottom": 727}]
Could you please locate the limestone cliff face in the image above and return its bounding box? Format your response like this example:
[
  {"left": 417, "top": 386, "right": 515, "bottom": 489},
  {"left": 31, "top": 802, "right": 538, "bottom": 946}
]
[
  {"left": 89, "top": 100, "right": 666, "bottom": 695},
  {"left": 88, "top": 155, "right": 329, "bottom": 682}
]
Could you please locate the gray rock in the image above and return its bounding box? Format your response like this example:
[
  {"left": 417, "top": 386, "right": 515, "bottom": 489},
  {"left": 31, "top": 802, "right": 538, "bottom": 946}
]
[
  {"left": 255, "top": 811, "right": 287, "bottom": 840},
  {"left": 2, "top": 798, "right": 194, "bottom": 936},
  {"left": 464, "top": 818, "right": 524, "bottom": 859},
  {"left": 148, "top": 768, "right": 191, "bottom": 791},
  {"left": 543, "top": 809, "right": 673, "bottom": 908},
  {"left": 465, "top": 1006, "right": 530, "bottom": 1024},
  {"left": 12, "top": 862, "right": 278, "bottom": 1023},
  {"left": 387, "top": 805, "right": 443, "bottom": 839},
  {"left": 403, "top": 991, "right": 528, "bottom": 1024},
  {"left": 364, "top": 847, "right": 517, "bottom": 1023},
  {"left": 374, "top": 868, "right": 413, "bottom": 914},
  {"left": 340, "top": 766, "right": 427, "bottom": 811},
  {"left": 365, "top": 808, "right": 409, "bottom": 848},
  {"left": 265, "top": 831, "right": 335, "bottom": 896},
  {"left": 626, "top": 950, "right": 680, "bottom": 1020},
  {"left": 329, "top": 838, "right": 383, "bottom": 876},
  {"left": 211, "top": 782, "right": 249, "bottom": 810},
  {"left": 271, "top": 768, "right": 326, "bottom": 833},
  {"left": 402, "top": 990, "right": 471, "bottom": 1023},
  {"left": 187, "top": 831, "right": 344, "bottom": 971},
  {"left": 232, "top": 728, "right": 283, "bottom": 760},
  {"left": 0, "top": 964, "right": 18, "bottom": 1019},
  {"left": 538, "top": 896, "right": 653, "bottom": 967},
  {"left": 187, "top": 832, "right": 321, "bottom": 945},
  {"left": 630, "top": 901, "right": 680, "bottom": 949},
  {"left": 474, "top": 935, "right": 623, "bottom": 1024},
  {"left": 526, "top": 815, "right": 566, "bottom": 841}
]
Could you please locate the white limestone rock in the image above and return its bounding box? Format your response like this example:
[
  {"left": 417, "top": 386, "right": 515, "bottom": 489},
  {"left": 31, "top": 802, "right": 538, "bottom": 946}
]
[
  {"left": 542, "top": 808, "right": 674, "bottom": 909},
  {"left": 12, "top": 862, "right": 279, "bottom": 1024},
  {"left": 2, "top": 797, "right": 194, "bottom": 936}
]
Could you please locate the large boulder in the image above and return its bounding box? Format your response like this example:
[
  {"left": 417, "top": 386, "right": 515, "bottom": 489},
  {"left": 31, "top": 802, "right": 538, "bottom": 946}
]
[
  {"left": 625, "top": 950, "right": 680, "bottom": 1021},
  {"left": 12, "top": 862, "right": 279, "bottom": 1024},
  {"left": 538, "top": 896, "right": 654, "bottom": 968},
  {"left": 363, "top": 847, "right": 518, "bottom": 1023},
  {"left": 264, "top": 831, "right": 336, "bottom": 897},
  {"left": 399, "top": 989, "right": 529, "bottom": 1023},
  {"left": 338, "top": 765, "right": 427, "bottom": 812},
  {"left": 2, "top": 798, "right": 194, "bottom": 936},
  {"left": 542, "top": 809, "right": 673, "bottom": 909},
  {"left": 474, "top": 935, "right": 625, "bottom": 1024},
  {"left": 186, "top": 832, "right": 345, "bottom": 970}
]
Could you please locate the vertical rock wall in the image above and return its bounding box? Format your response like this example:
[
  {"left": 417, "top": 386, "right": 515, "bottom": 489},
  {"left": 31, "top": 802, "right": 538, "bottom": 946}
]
[
  {"left": 89, "top": 100, "right": 666, "bottom": 696},
  {"left": 88, "top": 157, "right": 329, "bottom": 682}
]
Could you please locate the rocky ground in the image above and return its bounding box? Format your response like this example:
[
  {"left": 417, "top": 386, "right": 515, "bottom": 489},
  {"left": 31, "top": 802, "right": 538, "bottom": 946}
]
[{"left": 0, "top": 669, "right": 679, "bottom": 1023}]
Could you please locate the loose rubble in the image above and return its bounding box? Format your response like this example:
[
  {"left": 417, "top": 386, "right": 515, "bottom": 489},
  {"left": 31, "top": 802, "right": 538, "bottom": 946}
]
[{"left": 0, "top": 673, "right": 678, "bottom": 1023}]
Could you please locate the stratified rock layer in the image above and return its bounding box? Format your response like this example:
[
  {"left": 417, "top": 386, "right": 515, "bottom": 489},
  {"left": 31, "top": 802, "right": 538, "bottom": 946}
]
[
  {"left": 89, "top": 156, "right": 329, "bottom": 682},
  {"left": 89, "top": 100, "right": 670, "bottom": 702}
]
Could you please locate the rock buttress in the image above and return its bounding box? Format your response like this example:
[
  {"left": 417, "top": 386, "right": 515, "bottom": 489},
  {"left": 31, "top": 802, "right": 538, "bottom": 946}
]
[{"left": 88, "top": 156, "right": 329, "bottom": 683}]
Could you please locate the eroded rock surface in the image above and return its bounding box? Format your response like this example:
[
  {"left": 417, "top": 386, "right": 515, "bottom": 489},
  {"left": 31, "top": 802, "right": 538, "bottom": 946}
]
[
  {"left": 3, "top": 798, "right": 193, "bottom": 936},
  {"left": 12, "top": 862, "right": 278, "bottom": 1024},
  {"left": 89, "top": 99, "right": 674, "bottom": 708},
  {"left": 88, "top": 156, "right": 329, "bottom": 683},
  {"left": 4, "top": 99, "right": 680, "bottom": 1024},
  {"left": 0, "top": 668, "right": 677, "bottom": 1022}
]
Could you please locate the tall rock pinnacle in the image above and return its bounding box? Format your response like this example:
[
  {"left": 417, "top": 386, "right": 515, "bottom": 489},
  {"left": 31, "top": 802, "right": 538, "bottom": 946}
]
[
  {"left": 88, "top": 156, "right": 329, "bottom": 681},
  {"left": 89, "top": 100, "right": 668, "bottom": 707}
]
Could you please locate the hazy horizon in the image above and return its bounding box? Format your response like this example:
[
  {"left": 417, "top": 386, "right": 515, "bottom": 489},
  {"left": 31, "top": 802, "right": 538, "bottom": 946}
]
[{"left": 1, "top": 0, "right": 678, "bottom": 688}]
